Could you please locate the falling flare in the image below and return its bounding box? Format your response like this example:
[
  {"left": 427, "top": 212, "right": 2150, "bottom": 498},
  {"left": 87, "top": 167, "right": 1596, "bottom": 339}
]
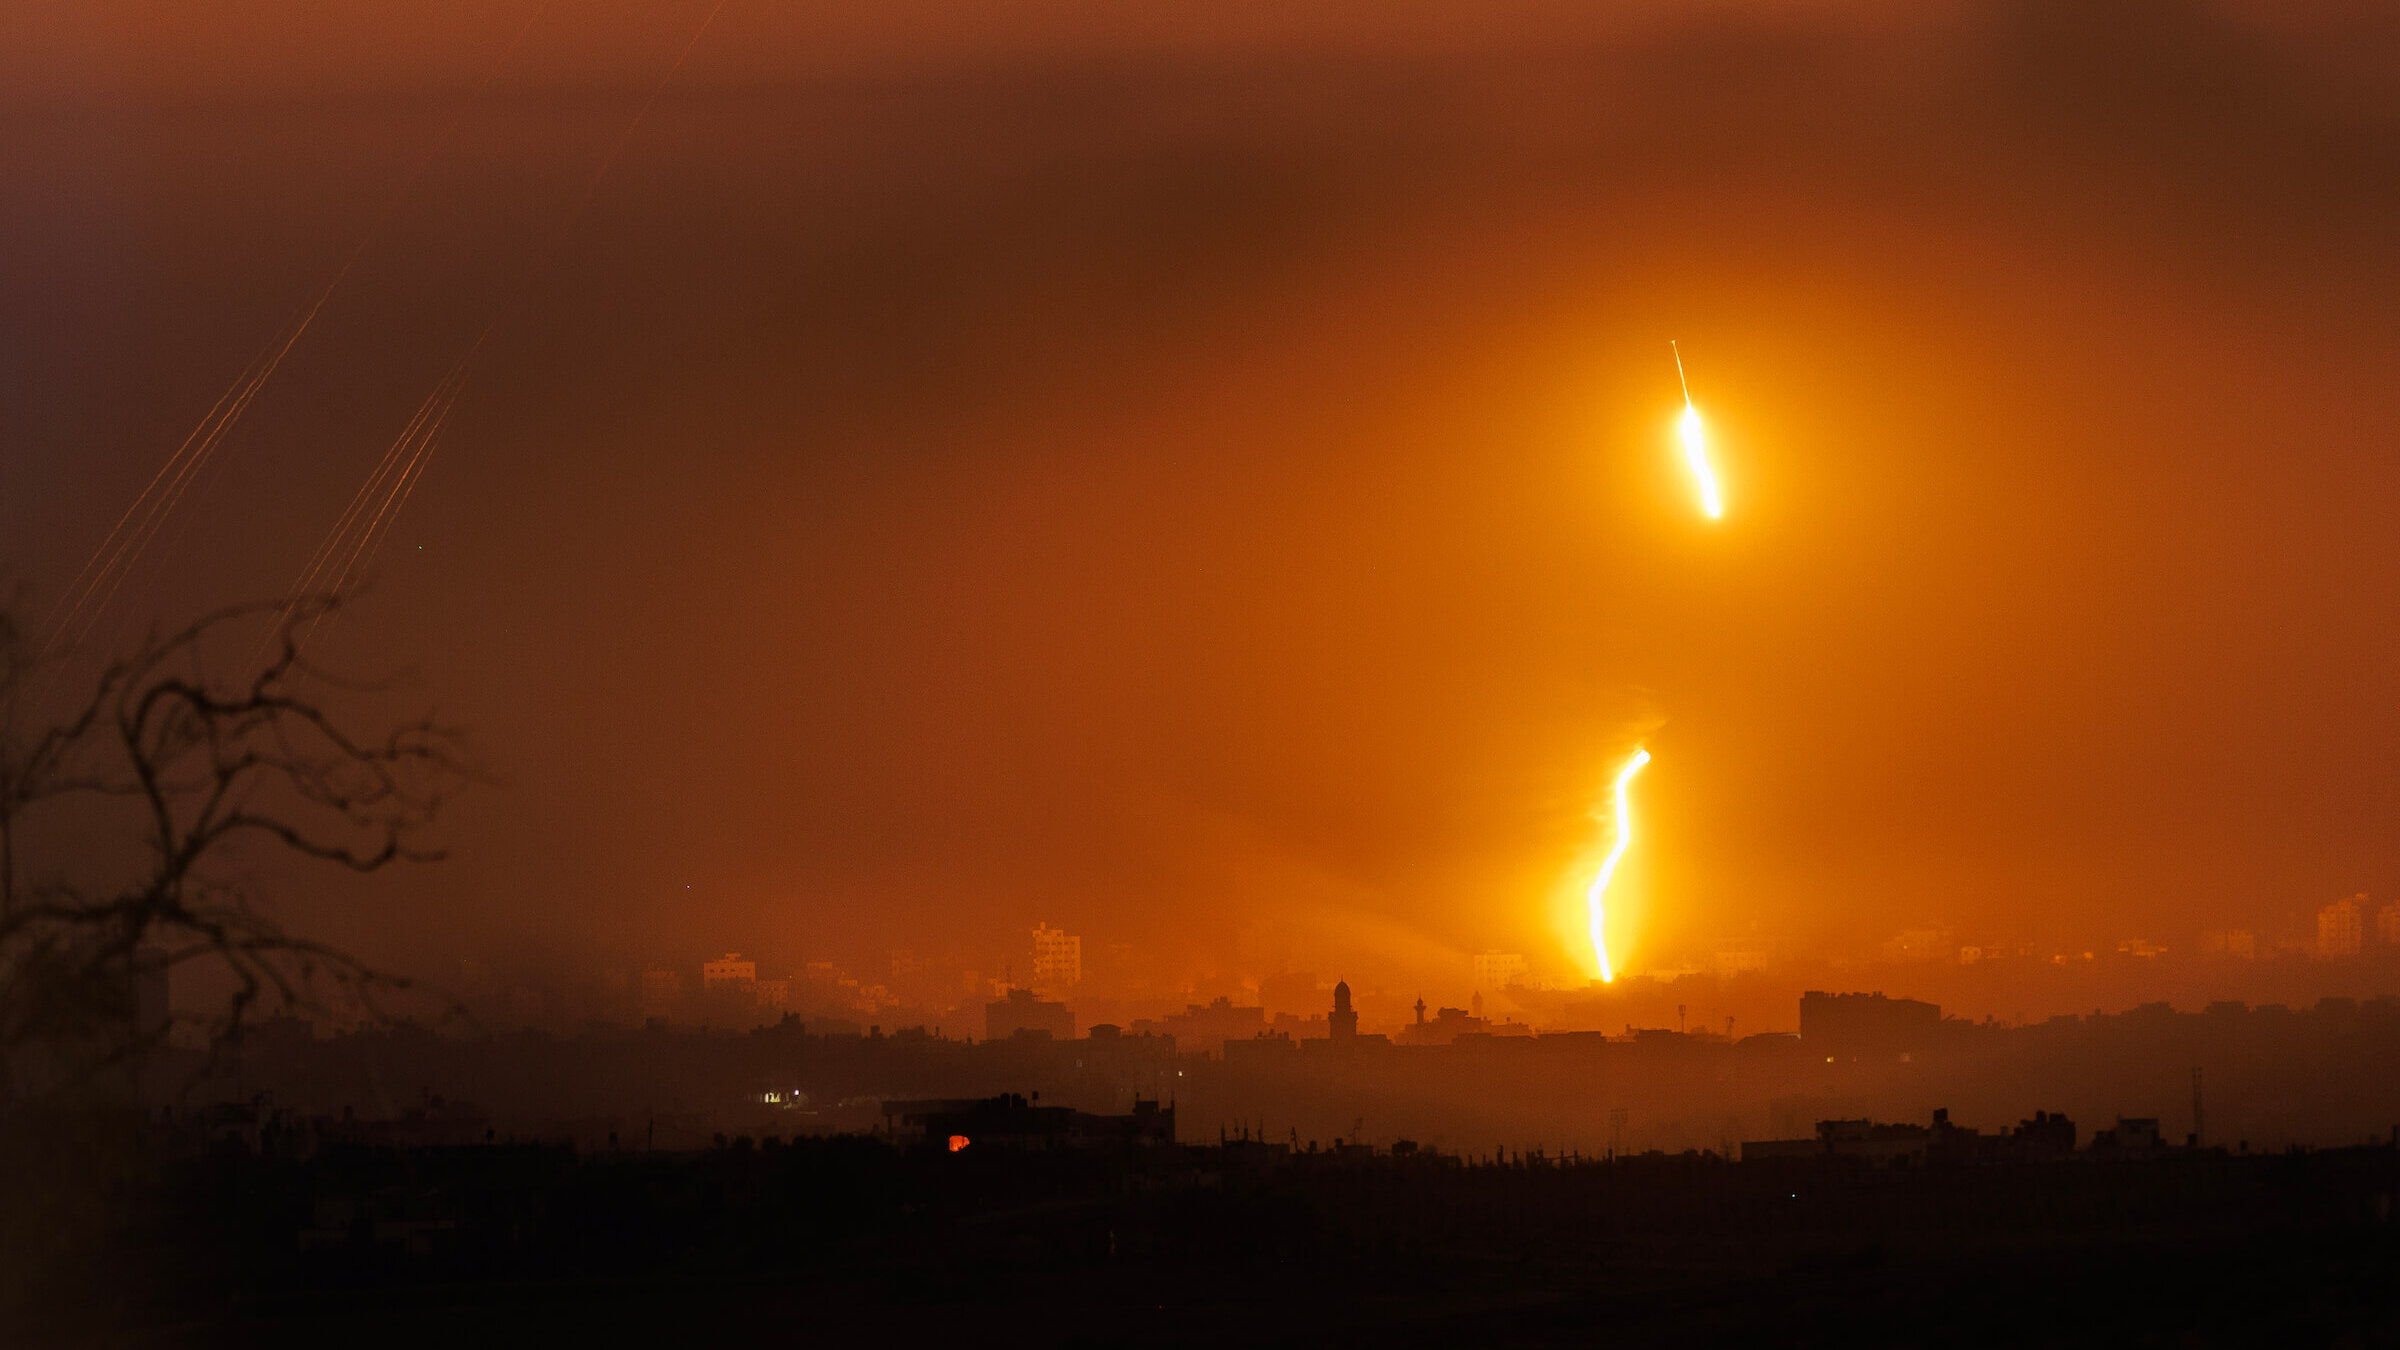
[
  {"left": 1672, "top": 341, "right": 1723, "bottom": 519},
  {"left": 1587, "top": 748, "right": 1652, "bottom": 983}
]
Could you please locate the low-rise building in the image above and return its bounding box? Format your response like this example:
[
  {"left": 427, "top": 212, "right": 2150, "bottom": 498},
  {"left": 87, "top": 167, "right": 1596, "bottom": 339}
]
[
  {"left": 638, "top": 968, "right": 683, "bottom": 1019},
  {"left": 985, "top": 986, "right": 1073, "bottom": 1041},
  {"left": 702, "top": 952, "right": 757, "bottom": 988},
  {"left": 2089, "top": 1116, "right": 2164, "bottom": 1157},
  {"left": 1133, "top": 996, "right": 1264, "bottom": 1052},
  {"left": 881, "top": 1093, "right": 1173, "bottom": 1151}
]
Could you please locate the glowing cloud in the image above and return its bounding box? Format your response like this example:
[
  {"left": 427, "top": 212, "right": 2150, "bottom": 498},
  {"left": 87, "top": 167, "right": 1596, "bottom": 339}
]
[
  {"left": 1672, "top": 341, "right": 1723, "bottom": 519},
  {"left": 1586, "top": 748, "right": 1651, "bottom": 983}
]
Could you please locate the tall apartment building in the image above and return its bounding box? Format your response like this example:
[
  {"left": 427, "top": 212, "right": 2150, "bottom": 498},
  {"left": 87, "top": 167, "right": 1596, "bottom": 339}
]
[
  {"left": 2378, "top": 900, "right": 2400, "bottom": 947},
  {"left": 2318, "top": 895, "right": 2366, "bottom": 958},
  {"left": 1472, "top": 952, "right": 1528, "bottom": 990},
  {"left": 1031, "top": 923, "right": 1082, "bottom": 990}
]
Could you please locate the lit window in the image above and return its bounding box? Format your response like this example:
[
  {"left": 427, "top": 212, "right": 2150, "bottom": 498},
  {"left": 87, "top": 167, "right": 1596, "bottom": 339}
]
[{"left": 948, "top": 1135, "right": 971, "bottom": 1152}]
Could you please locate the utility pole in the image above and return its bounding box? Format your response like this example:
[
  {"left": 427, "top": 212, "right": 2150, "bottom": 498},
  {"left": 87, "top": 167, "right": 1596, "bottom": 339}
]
[{"left": 2191, "top": 1066, "right": 2205, "bottom": 1147}]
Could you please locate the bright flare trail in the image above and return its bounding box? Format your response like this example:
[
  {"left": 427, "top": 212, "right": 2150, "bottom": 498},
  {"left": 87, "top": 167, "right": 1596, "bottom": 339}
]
[
  {"left": 1671, "top": 341, "right": 1723, "bottom": 519},
  {"left": 1587, "top": 748, "right": 1651, "bottom": 983}
]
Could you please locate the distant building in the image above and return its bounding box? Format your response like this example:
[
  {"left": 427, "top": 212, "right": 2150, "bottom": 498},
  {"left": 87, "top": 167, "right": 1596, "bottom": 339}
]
[
  {"left": 1817, "top": 1117, "right": 1930, "bottom": 1165},
  {"left": 1328, "top": 980, "right": 1358, "bottom": 1042},
  {"left": 1030, "top": 923, "right": 1082, "bottom": 991},
  {"left": 2089, "top": 1116, "right": 2164, "bottom": 1156},
  {"left": 753, "top": 978, "right": 791, "bottom": 1011},
  {"left": 1224, "top": 1030, "right": 1298, "bottom": 1066},
  {"left": 2007, "top": 1109, "right": 2078, "bottom": 1159},
  {"left": 1878, "top": 929, "right": 1951, "bottom": 963},
  {"left": 2318, "top": 895, "right": 2366, "bottom": 958},
  {"left": 1266, "top": 1011, "right": 1330, "bottom": 1039},
  {"left": 2380, "top": 901, "right": 2400, "bottom": 947},
  {"left": 985, "top": 986, "right": 1073, "bottom": 1041},
  {"left": 2204, "top": 930, "right": 2258, "bottom": 959},
  {"left": 881, "top": 1093, "right": 1173, "bottom": 1151},
  {"left": 1799, "top": 991, "right": 1940, "bottom": 1060},
  {"left": 1399, "top": 1004, "right": 1488, "bottom": 1046},
  {"left": 1743, "top": 1107, "right": 2078, "bottom": 1165},
  {"left": 702, "top": 953, "right": 757, "bottom": 988},
  {"left": 1714, "top": 950, "right": 1768, "bottom": 977},
  {"left": 1472, "top": 952, "right": 1528, "bottom": 990},
  {"left": 1134, "top": 996, "right": 1264, "bottom": 1052},
  {"left": 1071, "top": 1024, "right": 1180, "bottom": 1098},
  {"left": 638, "top": 968, "right": 683, "bottom": 1019}
]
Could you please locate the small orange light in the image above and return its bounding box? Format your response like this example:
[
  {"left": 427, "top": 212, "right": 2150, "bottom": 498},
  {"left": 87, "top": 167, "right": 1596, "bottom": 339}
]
[{"left": 948, "top": 1134, "right": 971, "bottom": 1152}]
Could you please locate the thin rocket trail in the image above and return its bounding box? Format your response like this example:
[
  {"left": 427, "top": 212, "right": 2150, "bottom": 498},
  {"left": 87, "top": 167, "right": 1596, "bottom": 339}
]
[
  {"left": 43, "top": 302, "right": 318, "bottom": 657},
  {"left": 44, "top": 1, "right": 552, "bottom": 663},
  {"left": 55, "top": 307, "right": 309, "bottom": 653},
  {"left": 276, "top": 0, "right": 726, "bottom": 658},
  {"left": 47, "top": 349, "right": 267, "bottom": 632},
  {"left": 327, "top": 378, "right": 464, "bottom": 597},
  {"left": 288, "top": 364, "right": 460, "bottom": 599},
  {"left": 335, "top": 395, "right": 455, "bottom": 591},
  {"left": 266, "top": 363, "right": 469, "bottom": 658},
  {"left": 1586, "top": 748, "right": 1650, "bottom": 984},
  {"left": 579, "top": 0, "right": 730, "bottom": 211}
]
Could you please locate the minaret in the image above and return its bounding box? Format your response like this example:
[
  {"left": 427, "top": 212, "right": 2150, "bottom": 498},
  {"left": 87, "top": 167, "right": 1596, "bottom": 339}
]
[
  {"left": 1413, "top": 996, "right": 1427, "bottom": 1026},
  {"left": 1329, "top": 980, "right": 1357, "bottom": 1042}
]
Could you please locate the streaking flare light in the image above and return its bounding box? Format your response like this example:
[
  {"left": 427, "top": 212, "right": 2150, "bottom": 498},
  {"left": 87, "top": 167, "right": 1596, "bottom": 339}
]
[
  {"left": 1587, "top": 748, "right": 1651, "bottom": 983},
  {"left": 1672, "top": 341, "right": 1723, "bottom": 519}
]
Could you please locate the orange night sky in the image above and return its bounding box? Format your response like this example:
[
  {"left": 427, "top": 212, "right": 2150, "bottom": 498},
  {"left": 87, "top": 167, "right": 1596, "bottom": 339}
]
[{"left": 5, "top": 1, "right": 2397, "bottom": 1014}]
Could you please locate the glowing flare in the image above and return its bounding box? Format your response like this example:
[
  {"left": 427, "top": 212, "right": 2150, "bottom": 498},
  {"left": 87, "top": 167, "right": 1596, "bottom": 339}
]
[
  {"left": 1680, "top": 406, "right": 1723, "bottom": 519},
  {"left": 1671, "top": 340, "right": 1724, "bottom": 519},
  {"left": 1586, "top": 749, "right": 1651, "bottom": 983}
]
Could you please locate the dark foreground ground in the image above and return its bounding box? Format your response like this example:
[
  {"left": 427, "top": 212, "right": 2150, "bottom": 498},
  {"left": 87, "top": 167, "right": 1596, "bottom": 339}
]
[{"left": 8, "top": 1118, "right": 2400, "bottom": 1347}]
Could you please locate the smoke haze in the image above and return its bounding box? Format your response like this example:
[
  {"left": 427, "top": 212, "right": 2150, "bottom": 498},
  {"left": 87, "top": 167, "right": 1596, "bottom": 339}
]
[{"left": 5, "top": 0, "right": 2398, "bottom": 1005}]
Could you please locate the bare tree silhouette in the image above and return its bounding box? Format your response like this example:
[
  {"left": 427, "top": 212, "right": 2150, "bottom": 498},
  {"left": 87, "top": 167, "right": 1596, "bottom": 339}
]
[{"left": 0, "top": 597, "right": 476, "bottom": 1106}]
